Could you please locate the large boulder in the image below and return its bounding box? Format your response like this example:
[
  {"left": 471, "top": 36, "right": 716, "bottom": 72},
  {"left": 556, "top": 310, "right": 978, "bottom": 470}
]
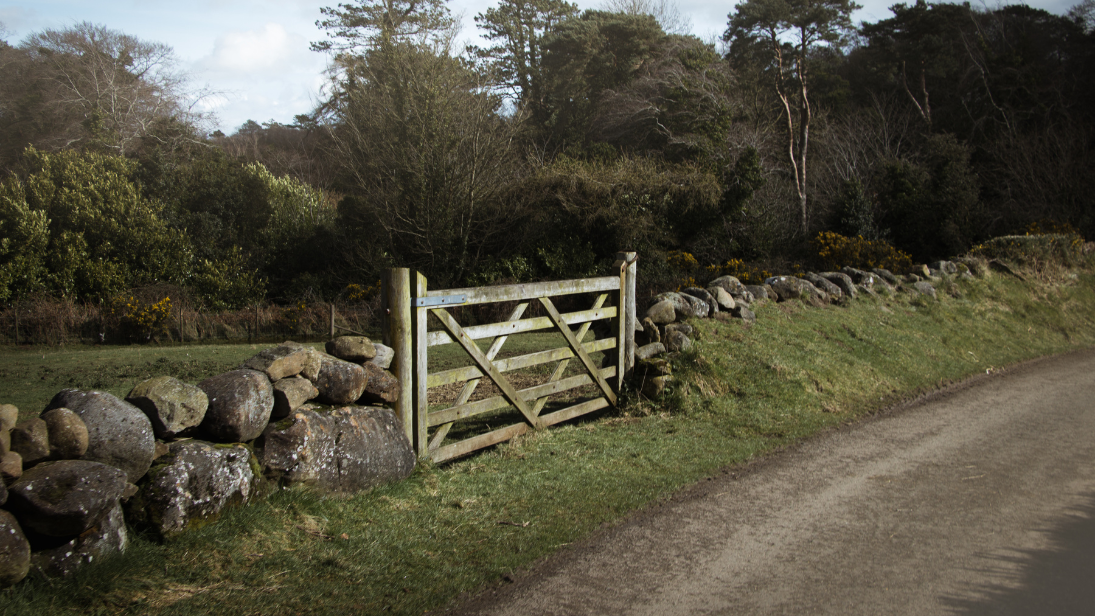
[
  {"left": 635, "top": 342, "right": 666, "bottom": 361},
  {"left": 271, "top": 376, "right": 319, "bottom": 420},
  {"left": 127, "top": 441, "right": 257, "bottom": 539},
  {"left": 29, "top": 502, "right": 126, "bottom": 578},
  {"left": 39, "top": 408, "right": 88, "bottom": 460},
  {"left": 242, "top": 342, "right": 321, "bottom": 381},
  {"left": 743, "top": 285, "right": 767, "bottom": 302},
  {"left": 9, "top": 419, "right": 49, "bottom": 467},
  {"left": 819, "top": 272, "right": 858, "bottom": 299},
  {"left": 198, "top": 369, "right": 275, "bottom": 443},
  {"left": 729, "top": 305, "right": 757, "bottom": 323},
  {"left": 871, "top": 268, "right": 900, "bottom": 285},
  {"left": 310, "top": 354, "right": 369, "bottom": 405},
  {"left": 326, "top": 336, "right": 377, "bottom": 363},
  {"left": 5, "top": 460, "right": 127, "bottom": 537},
  {"left": 929, "top": 260, "right": 958, "bottom": 275},
  {"left": 126, "top": 376, "right": 209, "bottom": 439},
  {"left": 664, "top": 330, "right": 692, "bottom": 353},
  {"left": 652, "top": 292, "right": 707, "bottom": 320},
  {"left": 0, "top": 510, "right": 30, "bottom": 588},
  {"left": 359, "top": 362, "right": 400, "bottom": 406},
  {"left": 258, "top": 406, "right": 415, "bottom": 493},
  {"left": 44, "top": 390, "right": 155, "bottom": 483}
]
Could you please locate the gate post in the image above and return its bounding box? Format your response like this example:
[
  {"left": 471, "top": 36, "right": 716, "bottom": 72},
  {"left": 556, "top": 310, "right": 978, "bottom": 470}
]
[
  {"left": 614, "top": 251, "right": 638, "bottom": 391},
  {"left": 412, "top": 272, "right": 429, "bottom": 459},
  {"left": 383, "top": 268, "right": 413, "bottom": 444}
]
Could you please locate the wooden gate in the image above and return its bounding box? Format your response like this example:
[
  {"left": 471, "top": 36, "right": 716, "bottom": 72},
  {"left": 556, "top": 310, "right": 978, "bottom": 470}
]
[{"left": 383, "top": 252, "right": 637, "bottom": 463}]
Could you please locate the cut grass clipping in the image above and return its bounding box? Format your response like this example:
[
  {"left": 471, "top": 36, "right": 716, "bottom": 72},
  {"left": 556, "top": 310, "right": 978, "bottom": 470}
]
[{"left": 2, "top": 260, "right": 1095, "bottom": 615}]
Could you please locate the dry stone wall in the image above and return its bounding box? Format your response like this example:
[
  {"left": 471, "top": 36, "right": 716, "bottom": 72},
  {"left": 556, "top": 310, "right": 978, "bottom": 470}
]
[{"left": 0, "top": 336, "right": 413, "bottom": 587}]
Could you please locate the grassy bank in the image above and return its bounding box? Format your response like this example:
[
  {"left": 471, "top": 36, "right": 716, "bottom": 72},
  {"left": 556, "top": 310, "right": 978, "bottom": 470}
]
[{"left": 3, "top": 261, "right": 1095, "bottom": 615}]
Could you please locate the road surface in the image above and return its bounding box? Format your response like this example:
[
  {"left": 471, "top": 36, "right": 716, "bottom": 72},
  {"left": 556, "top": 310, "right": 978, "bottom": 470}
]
[{"left": 449, "top": 348, "right": 1095, "bottom": 615}]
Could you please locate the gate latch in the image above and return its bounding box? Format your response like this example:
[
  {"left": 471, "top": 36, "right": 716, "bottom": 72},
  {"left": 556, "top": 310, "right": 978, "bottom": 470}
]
[{"left": 415, "top": 294, "right": 467, "bottom": 307}]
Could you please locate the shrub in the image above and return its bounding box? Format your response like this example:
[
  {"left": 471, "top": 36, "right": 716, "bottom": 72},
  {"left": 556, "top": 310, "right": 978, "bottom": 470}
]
[
  {"left": 969, "top": 234, "right": 1086, "bottom": 267},
  {"left": 703, "top": 258, "right": 775, "bottom": 285},
  {"left": 812, "top": 231, "right": 914, "bottom": 273}
]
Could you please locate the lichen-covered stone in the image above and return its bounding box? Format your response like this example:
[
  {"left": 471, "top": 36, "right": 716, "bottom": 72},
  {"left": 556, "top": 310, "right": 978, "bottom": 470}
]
[
  {"left": 682, "top": 287, "right": 718, "bottom": 316},
  {"left": 271, "top": 376, "right": 319, "bottom": 420},
  {"left": 871, "top": 268, "right": 900, "bottom": 285},
  {"left": 198, "top": 369, "right": 274, "bottom": 443},
  {"left": 730, "top": 305, "right": 757, "bottom": 323},
  {"left": 9, "top": 419, "right": 49, "bottom": 467},
  {"left": 241, "top": 342, "right": 321, "bottom": 381},
  {"left": 1, "top": 428, "right": 9, "bottom": 455},
  {"left": 311, "top": 355, "right": 368, "bottom": 405},
  {"left": 29, "top": 502, "right": 126, "bottom": 577},
  {"left": 664, "top": 330, "right": 692, "bottom": 353},
  {"left": 707, "top": 286, "right": 736, "bottom": 310},
  {"left": 0, "top": 404, "right": 18, "bottom": 432},
  {"left": 708, "top": 275, "right": 748, "bottom": 297},
  {"left": 44, "top": 390, "right": 155, "bottom": 483},
  {"left": 126, "top": 376, "right": 208, "bottom": 439},
  {"left": 359, "top": 362, "right": 400, "bottom": 406},
  {"left": 6, "top": 460, "right": 127, "bottom": 537},
  {"left": 766, "top": 276, "right": 828, "bottom": 303},
  {"left": 370, "top": 343, "right": 395, "bottom": 370},
  {"left": 0, "top": 510, "right": 30, "bottom": 588},
  {"left": 326, "top": 336, "right": 377, "bottom": 363},
  {"left": 644, "top": 300, "right": 677, "bottom": 325},
  {"left": 743, "top": 285, "right": 766, "bottom": 302},
  {"left": 819, "top": 272, "right": 858, "bottom": 299},
  {"left": 929, "top": 260, "right": 958, "bottom": 275},
  {"left": 127, "top": 441, "right": 257, "bottom": 539},
  {"left": 913, "top": 281, "right": 938, "bottom": 298},
  {"left": 641, "top": 375, "right": 673, "bottom": 398},
  {"left": 804, "top": 273, "right": 842, "bottom": 299},
  {"left": 652, "top": 292, "right": 707, "bottom": 320},
  {"left": 635, "top": 342, "right": 666, "bottom": 360},
  {"left": 258, "top": 406, "right": 415, "bottom": 493},
  {"left": 39, "top": 408, "right": 88, "bottom": 460}
]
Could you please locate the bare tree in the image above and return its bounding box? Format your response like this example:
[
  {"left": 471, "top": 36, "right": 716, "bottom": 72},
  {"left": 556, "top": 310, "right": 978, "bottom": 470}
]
[{"left": 599, "top": 0, "right": 692, "bottom": 35}]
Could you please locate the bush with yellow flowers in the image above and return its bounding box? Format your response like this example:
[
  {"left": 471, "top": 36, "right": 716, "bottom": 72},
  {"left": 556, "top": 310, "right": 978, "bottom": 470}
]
[
  {"left": 970, "top": 233, "right": 1085, "bottom": 266},
  {"left": 344, "top": 281, "right": 380, "bottom": 302},
  {"left": 703, "top": 259, "right": 775, "bottom": 285},
  {"left": 811, "top": 232, "right": 914, "bottom": 274},
  {"left": 109, "top": 295, "right": 172, "bottom": 341}
]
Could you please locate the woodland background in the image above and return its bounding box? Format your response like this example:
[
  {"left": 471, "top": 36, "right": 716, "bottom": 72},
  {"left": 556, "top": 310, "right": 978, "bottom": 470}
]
[{"left": 1, "top": 0, "right": 1092, "bottom": 320}]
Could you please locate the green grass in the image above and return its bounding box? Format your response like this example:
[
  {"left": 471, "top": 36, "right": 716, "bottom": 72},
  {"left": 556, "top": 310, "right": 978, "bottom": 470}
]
[{"left": 3, "top": 264, "right": 1095, "bottom": 614}]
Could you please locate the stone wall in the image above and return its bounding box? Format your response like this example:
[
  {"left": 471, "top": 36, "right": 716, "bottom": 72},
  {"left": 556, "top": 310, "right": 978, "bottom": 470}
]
[{"left": 0, "top": 336, "right": 413, "bottom": 587}]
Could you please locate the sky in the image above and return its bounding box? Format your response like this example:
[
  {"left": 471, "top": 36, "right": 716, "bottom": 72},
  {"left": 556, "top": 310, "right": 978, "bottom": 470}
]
[{"left": 0, "top": 0, "right": 1079, "bottom": 135}]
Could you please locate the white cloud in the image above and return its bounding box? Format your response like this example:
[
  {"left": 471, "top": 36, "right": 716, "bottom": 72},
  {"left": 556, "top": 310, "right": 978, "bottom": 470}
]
[{"left": 196, "top": 23, "right": 312, "bottom": 73}]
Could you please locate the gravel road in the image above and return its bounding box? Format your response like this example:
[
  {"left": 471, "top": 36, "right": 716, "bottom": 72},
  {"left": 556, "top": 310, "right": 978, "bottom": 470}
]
[{"left": 449, "top": 348, "right": 1095, "bottom": 615}]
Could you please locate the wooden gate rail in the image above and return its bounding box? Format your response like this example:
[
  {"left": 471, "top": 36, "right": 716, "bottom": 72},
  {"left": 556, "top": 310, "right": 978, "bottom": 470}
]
[{"left": 382, "top": 252, "right": 637, "bottom": 463}]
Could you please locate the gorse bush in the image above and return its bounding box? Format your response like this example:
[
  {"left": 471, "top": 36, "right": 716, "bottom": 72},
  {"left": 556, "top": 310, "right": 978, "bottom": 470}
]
[
  {"left": 812, "top": 231, "right": 914, "bottom": 273},
  {"left": 704, "top": 259, "right": 775, "bottom": 285},
  {"left": 109, "top": 295, "right": 173, "bottom": 341}
]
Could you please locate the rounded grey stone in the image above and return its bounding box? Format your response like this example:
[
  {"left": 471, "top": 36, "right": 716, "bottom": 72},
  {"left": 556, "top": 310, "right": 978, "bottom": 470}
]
[
  {"left": 45, "top": 390, "right": 155, "bottom": 483},
  {"left": 198, "top": 369, "right": 274, "bottom": 443},
  {"left": 126, "top": 376, "right": 209, "bottom": 439},
  {"left": 6, "top": 460, "right": 128, "bottom": 537},
  {"left": 40, "top": 408, "right": 89, "bottom": 460}
]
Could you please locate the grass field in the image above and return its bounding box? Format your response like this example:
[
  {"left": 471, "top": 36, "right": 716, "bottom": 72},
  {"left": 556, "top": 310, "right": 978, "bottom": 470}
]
[{"left": 2, "top": 262, "right": 1095, "bottom": 614}]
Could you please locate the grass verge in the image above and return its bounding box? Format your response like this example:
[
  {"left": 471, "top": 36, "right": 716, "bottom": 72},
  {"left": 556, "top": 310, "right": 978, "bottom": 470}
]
[{"left": 2, "top": 263, "right": 1095, "bottom": 614}]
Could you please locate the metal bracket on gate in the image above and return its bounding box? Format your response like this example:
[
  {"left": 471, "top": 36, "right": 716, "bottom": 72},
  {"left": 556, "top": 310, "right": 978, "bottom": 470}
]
[{"left": 414, "top": 294, "right": 467, "bottom": 308}]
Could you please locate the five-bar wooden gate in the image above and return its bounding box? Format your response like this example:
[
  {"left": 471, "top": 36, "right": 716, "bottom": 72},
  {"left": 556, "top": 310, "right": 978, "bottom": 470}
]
[{"left": 383, "top": 252, "right": 637, "bottom": 463}]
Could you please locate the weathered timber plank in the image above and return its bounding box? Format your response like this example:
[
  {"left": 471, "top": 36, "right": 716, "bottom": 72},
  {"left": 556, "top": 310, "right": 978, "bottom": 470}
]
[
  {"left": 432, "top": 308, "right": 542, "bottom": 429},
  {"left": 429, "top": 303, "right": 528, "bottom": 452},
  {"left": 426, "top": 337, "right": 616, "bottom": 389},
  {"left": 430, "top": 423, "right": 529, "bottom": 464},
  {"left": 426, "top": 306, "right": 617, "bottom": 347},
  {"left": 413, "top": 272, "right": 429, "bottom": 457},
  {"left": 540, "top": 297, "right": 618, "bottom": 406},
  {"left": 427, "top": 366, "right": 617, "bottom": 427},
  {"left": 425, "top": 276, "right": 619, "bottom": 306},
  {"left": 541, "top": 397, "right": 611, "bottom": 427},
  {"left": 532, "top": 294, "right": 607, "bottom": 416},
  {"left": 384, "top": 268, "right": 413, "bottom": 444}
]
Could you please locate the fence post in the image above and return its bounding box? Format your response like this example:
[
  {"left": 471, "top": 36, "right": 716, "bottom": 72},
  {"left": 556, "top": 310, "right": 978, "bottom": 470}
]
[
  {"left": 384, "top": 268, "right": 414, "bottom": 445},
  {"left": 14, "top": 306, "right": 19, "bottom": 346},
  {"left": 413, "top": 272, "right": 429, "bottom": 459},
  {"left": 613, "top": 252, "right": 638, "bottom": 392},
  {"left": 329, "top": 303, "right": 336, "bottom": 340}
]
